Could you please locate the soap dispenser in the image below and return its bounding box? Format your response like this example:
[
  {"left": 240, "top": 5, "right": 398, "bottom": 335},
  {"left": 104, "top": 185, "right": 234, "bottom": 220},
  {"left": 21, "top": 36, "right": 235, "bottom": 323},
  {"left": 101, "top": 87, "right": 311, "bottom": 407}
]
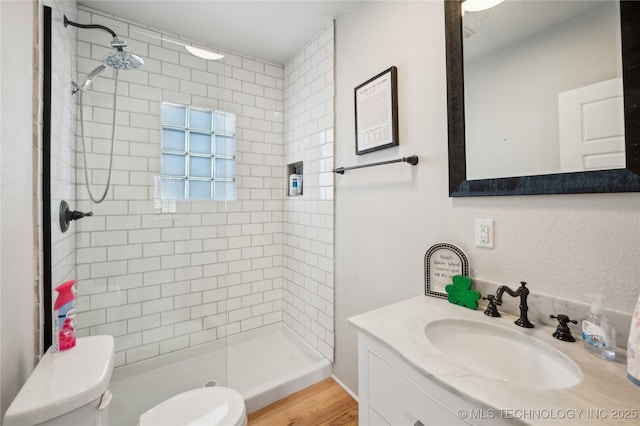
[{"left": 581, "top": 293, "right": 616, "bottom": 361}]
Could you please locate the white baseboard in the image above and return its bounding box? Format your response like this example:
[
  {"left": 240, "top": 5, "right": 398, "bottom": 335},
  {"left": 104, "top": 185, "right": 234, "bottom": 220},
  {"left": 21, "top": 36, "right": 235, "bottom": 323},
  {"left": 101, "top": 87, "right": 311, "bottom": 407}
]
[{"left": 331, "top": 374, "right": 358, "bottom": 402}]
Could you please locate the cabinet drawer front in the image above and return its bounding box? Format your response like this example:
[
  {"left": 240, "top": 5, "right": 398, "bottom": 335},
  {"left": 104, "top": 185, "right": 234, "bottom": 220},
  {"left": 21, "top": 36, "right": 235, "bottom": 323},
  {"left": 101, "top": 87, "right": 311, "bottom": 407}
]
[{"left": 368, "top": 350, "right": 467, "bottom": 426}]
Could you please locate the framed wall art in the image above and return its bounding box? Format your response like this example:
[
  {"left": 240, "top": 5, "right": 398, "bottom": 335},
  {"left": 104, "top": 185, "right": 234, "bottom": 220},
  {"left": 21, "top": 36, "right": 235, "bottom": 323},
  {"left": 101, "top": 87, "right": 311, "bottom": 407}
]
[{"left": 354, "top": 66, "right": 399, "bottom": 155}]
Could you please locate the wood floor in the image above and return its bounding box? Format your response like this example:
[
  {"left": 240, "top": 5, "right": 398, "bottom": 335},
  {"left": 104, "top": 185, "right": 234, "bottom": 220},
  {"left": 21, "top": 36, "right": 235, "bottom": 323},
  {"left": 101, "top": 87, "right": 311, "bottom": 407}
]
[{"left": 248, "top": 378, "right": 358, "bottom": 426}]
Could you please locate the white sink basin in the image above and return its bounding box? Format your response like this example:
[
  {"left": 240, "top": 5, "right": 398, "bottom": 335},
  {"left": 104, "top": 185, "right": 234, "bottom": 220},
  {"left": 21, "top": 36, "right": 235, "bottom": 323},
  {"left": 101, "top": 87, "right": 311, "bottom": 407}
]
[{"left": 425, "top": 319, "right": 582, "bottom": 389}]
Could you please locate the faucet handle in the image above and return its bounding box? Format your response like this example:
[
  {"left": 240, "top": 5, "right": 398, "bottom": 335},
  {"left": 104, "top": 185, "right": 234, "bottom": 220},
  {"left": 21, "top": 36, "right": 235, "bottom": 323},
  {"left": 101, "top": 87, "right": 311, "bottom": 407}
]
[
  {"left": 550, "top": 314, "right": 577, "bottom": 342},
  {"left": 550, "top": 314, "right": 577, "bottom": 324},
  {"left": 483, "top": 294, "right": 501, "bottom": 305},
  {"left": 482, "top": 295, "right": 501, "bottom": 317}
]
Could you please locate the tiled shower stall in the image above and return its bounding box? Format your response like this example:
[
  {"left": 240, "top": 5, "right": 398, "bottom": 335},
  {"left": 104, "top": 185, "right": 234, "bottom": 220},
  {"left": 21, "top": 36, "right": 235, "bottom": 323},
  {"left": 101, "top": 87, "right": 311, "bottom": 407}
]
[{"left": 48, "top": 2, "right": 334, "bottom": 368}]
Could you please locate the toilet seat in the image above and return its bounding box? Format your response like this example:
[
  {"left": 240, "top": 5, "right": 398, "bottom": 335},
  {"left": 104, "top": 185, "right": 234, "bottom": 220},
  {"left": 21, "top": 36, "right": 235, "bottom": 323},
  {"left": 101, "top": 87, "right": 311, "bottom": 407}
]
[{"left": 139, "top": 387, "right": 247, "bottom": 426}]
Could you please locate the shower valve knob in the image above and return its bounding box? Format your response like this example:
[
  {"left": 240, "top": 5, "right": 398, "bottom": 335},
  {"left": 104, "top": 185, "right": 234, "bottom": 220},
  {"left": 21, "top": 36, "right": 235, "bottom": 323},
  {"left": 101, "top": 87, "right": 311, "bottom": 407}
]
[
  {"left": 69, "top": 210, "right": 93, "bottom": 221},
  {"left": 59, "top": 200, "right": 93, "bottom": 233}
]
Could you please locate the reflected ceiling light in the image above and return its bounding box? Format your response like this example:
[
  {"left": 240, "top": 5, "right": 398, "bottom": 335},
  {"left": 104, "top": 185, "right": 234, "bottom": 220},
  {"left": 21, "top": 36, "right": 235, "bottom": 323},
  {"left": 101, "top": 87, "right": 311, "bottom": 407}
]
[
  {"left": 134, "top": 30, "right": 224, "bottom": 61},
  {"left": 184, "top": 45, "right": 225, "bottom": 61},
  {"left": 158, "top": 36, "right": 224, "bottom": 60},
  {"left": 462, "top": 0, "right": 506, "bottom": 14}
]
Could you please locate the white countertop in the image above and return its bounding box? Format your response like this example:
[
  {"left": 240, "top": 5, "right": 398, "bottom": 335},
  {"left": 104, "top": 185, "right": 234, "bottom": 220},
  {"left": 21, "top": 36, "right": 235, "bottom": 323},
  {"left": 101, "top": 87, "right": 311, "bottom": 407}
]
[{"left": 349, "top": 296, "right": 640, "bottom": 425}]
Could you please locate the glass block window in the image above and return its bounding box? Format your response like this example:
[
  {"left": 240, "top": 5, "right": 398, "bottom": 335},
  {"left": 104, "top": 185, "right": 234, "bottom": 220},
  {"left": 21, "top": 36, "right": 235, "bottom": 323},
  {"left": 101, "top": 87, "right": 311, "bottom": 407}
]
[{"left": 161, "top": 103, "right": 236, "bottom": 200}]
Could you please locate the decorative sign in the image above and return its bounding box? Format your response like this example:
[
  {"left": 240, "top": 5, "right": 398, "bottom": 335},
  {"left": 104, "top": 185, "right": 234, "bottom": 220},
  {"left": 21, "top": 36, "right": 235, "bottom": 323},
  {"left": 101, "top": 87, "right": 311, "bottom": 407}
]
[{"left": 424, "top": 243, "right": 469, "bottom": 299}]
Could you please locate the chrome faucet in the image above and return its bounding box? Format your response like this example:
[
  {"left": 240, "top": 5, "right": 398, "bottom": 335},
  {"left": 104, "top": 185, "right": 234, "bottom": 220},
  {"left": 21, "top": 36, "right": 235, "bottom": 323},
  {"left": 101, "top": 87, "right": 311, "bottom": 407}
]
[{"left": 483, "top": 281, "right": 534, "bottom": 328}]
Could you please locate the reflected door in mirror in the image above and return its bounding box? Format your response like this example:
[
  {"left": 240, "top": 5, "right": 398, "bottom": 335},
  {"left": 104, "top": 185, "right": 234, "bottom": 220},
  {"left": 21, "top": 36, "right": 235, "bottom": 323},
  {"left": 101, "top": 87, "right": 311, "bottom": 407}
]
[{"left": 463, "top": 0, "right": 623, "bottom": 180}]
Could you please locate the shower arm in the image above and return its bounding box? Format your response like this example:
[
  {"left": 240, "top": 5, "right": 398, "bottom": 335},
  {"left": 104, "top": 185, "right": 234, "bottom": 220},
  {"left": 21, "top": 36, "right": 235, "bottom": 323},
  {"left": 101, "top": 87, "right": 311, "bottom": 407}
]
[{"left": 63, "top": 15, "right": 124, "bottom": 51}]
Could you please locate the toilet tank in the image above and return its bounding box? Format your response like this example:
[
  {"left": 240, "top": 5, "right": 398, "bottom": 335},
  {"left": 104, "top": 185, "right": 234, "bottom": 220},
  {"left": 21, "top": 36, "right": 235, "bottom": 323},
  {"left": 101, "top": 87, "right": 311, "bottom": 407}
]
[{"left": 4, "top": 335, "right": 115, "bottom": 426}]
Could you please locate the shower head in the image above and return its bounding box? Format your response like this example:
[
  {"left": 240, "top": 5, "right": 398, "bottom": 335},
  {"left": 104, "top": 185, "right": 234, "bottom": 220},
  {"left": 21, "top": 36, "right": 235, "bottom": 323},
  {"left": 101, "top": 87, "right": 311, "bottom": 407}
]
[
  {"left": 72, "top": 64, "right": 106, "bottom": 94},
  {"left": 103, "top": 51, "right": 144, "bottom": 70},
  {"left": 65, "top": 16, "right": 144, "bottom": 95}
]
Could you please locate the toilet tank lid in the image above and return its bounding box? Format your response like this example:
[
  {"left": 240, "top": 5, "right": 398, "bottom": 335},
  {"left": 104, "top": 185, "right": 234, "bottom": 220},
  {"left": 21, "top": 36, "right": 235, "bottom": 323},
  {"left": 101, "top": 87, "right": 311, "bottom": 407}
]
[{"left": 3, "top": 335, "right": 115, "bottom": 426}]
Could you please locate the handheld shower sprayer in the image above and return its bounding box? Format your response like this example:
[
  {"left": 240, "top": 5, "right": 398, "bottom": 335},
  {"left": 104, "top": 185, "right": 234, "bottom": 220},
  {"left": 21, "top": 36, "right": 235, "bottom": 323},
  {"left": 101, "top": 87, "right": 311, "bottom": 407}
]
[
  {"left": 72, "top": 65, "right": 106, "bottom": 94},
  {"left": 71, "top": 50, "right": 143, "bottom": 94}
]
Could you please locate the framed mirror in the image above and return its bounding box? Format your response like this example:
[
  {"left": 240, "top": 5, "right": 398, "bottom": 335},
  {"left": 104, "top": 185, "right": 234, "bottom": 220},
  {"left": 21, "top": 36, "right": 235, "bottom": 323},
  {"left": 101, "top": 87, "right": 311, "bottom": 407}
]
[{"left": 446, "top": 0, "right": 640, "bottom": 196}]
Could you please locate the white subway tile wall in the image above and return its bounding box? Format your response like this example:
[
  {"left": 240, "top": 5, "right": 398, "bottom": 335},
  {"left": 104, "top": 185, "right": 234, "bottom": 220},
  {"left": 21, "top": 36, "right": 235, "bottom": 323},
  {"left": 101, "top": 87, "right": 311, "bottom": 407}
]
[
  {"left": 72, "top": 7, "right": 334, "bottom": 366},
  {"left": 283, "top": 24, "right": 335, "bottom": 361}
]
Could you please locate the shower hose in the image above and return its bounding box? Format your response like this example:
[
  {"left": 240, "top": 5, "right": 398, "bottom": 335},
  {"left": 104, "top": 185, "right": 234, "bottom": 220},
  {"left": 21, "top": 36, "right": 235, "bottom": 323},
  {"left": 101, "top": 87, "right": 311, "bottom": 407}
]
[{"left": 78, "top": 69, "right": 119, "bottom": 204}]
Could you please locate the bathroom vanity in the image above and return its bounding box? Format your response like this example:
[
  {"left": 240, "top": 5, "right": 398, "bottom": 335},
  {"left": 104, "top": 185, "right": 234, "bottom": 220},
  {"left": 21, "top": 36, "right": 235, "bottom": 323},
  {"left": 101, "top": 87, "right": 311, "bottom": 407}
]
[{"left": 349, "top": 296, "right": 639, "bottom": 425}]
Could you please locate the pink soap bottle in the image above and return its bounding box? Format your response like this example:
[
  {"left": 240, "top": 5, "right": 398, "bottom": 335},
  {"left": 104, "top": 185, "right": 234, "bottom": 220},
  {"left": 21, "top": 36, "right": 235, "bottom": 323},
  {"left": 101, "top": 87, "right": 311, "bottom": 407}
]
[{"left": 54, "top": 280, "right": 77, "bottom": 351}]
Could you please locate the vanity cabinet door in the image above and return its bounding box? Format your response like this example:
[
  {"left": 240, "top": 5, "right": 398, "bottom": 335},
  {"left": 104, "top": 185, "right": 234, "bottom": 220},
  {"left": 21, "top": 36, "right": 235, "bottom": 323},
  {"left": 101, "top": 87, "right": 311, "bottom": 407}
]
[
  {"left": 358, "top": 334, "right": 472, "bottom": 426},
  {"left": 367, "top": 351, "right": 467, "bottom": 425}
]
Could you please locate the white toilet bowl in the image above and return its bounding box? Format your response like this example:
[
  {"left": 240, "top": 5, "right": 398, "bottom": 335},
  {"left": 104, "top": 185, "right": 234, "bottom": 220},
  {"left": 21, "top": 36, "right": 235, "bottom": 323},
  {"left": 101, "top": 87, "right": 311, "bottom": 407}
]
[
  {"left": 139, "top": 386, "right": 247, "bottom": 426},
  {"left": 3, "top": 335, "right": 115, "bottom": 426}
]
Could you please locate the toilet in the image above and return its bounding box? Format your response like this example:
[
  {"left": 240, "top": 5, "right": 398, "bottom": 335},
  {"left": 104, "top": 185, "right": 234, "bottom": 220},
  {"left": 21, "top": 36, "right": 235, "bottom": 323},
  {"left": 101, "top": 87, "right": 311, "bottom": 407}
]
[
  {"left": 3, "top": 335, "right": 115, "bottom": 426},
  {"left": 138, "top": 386, "right": 248, "bottom": 426},
  {"left": 4, "top": 333, "right": 247, "bottom": 426}
]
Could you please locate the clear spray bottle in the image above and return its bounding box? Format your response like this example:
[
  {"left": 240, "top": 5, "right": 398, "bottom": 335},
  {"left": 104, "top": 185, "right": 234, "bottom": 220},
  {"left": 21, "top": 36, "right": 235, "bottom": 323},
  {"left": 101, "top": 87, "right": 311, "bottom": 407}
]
[{"left": 581, "top": 293, "right": 616, "bottom": 361}]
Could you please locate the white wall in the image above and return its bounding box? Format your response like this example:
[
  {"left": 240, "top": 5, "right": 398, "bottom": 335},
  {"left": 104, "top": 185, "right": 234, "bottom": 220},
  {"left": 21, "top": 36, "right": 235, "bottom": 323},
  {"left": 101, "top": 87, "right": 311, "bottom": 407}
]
[
  {"left": 0, "top": 0, "right": 38, "bottom": 419},
  {"left": 334, "top": 0, "right": 640, "bottom": 395}
]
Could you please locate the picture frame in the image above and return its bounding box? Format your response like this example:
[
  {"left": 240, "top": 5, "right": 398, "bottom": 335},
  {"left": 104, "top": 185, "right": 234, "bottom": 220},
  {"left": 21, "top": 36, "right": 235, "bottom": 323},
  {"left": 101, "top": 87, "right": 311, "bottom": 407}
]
[
  {"left": 424, "top": 243, "right": 469, "bottom": 299},
  {"left": 354, "top": 66, "right": 399, "bottom": 155}
]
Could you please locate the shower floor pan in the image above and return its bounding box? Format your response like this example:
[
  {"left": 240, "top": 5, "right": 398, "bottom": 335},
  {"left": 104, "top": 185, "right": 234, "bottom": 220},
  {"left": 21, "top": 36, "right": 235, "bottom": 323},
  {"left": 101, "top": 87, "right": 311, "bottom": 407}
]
[{"left": 108, "top": 322, "right": 332, "bottom": 426}]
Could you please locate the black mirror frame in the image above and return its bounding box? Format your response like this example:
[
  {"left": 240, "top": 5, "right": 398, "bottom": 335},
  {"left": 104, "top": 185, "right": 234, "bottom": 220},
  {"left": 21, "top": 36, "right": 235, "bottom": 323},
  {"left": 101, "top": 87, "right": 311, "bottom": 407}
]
[{"left": 446, "top": 0, "right": 640, "bottom": 197}]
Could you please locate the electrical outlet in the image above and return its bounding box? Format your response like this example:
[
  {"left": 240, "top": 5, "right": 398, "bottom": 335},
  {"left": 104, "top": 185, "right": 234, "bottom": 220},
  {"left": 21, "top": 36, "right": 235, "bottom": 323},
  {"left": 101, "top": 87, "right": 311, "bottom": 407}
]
[{"left": 475, "top": 219, "right": 494, "bottom": 248}]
